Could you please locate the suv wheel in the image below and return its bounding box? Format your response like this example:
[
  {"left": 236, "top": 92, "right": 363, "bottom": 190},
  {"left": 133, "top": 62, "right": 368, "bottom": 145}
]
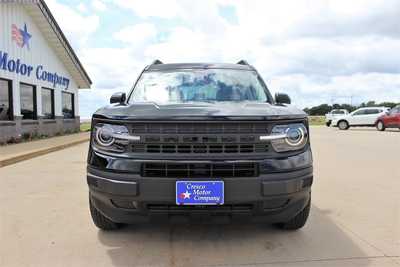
[
  {"left": 376, "top": 121, "right": 385, "bottom": 131},
  {"left": 326, "top": 121, "right": 331, "bottom": 127},
  {"left": 277, "top": 199, "right": 311, "bottom": 230},
  {"left": 89, "top": 196, "right": 120, "bottom": 230},
  {"left": 338, "top": 120, "right": 349, "bottom": 130}
]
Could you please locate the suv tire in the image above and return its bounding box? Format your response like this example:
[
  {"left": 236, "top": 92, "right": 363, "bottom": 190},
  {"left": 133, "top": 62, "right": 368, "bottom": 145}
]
[
  {"left": 90, "top": 196, "right": 120, "bottom": 230},
  {"left": 277, "top": 199, "right": 310, "bottom": 230},
  {"left": 376, "top": 121, "right": 385, "bottom": 131},
  {"left": 338, "top": 120, "right": 349, "bottom": 130},
  {"left": 326, "top": 121, "right": 331, "bottom": 127}
]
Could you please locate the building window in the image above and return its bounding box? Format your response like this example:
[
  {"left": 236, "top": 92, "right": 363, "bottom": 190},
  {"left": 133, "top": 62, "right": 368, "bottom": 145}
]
[
  {"left": 0, "top": 79, "right": 13, "bottom": 121},
  {"left": 20, "top": 83, "right": 37, "bottom": 120},
  {"left": 62, "top": 92, "right": 74, "bottom": 119},
  {"left": 42, "top": 88, "right": 54, "bottom": 119}
]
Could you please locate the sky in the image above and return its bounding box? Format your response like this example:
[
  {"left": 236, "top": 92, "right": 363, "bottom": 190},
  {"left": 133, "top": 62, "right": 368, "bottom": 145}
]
[{"left": 45, "top": 0, "right": 400, "bottom": 119}]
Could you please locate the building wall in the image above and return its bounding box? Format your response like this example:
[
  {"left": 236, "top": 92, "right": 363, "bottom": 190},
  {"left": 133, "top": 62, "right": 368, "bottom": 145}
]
[{"left": 0, "top": 3, "right": 81, "bottom": 143}]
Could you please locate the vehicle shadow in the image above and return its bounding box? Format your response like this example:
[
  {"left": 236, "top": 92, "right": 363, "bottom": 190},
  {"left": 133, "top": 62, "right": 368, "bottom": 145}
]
[{"left": 97, "top": 206, "right": 375, "bottom": 267}]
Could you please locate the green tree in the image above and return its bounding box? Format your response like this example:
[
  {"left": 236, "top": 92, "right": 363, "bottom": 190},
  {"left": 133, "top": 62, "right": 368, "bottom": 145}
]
[
  {"left": 378, "top": 102, "right": 398, "bottom": 109},
  {"left": 308, "top": 104, "right": 332, "bottom": 115}
]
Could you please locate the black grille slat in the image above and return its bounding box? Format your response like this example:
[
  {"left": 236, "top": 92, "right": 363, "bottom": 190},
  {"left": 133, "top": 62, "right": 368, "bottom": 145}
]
[
  {"left": 129, "top": 122, "right": 273, "bottom": 154},
  {"left": 221, "top": 136, "right": 237, "bottom": 143},
  {"left": 240, "top": 136, "right": 255, "bottom": 142},
  {"left": 177, "top": 145, "right": 191, "bottom": 153},
  {"left": 183, "top": 136, "right": 198, "bottom": 143},
  {"left": 209, "top": 145, "right": 223, "bottom": 153},
  {"left": 240, "top": 144, "right": 254, "bottom": 153},
  {"left": 255, "top": 144, "right": 270, "bottom": 153},
  {"left": 162, "top": 145, "right": 176, "bottom": 153},
  {"left": 225, "top": 145, "right": 238, "bottom": 153},
  {"left": 142, "top": 162, "right": 258, "bottom": 178},
  {"left": 202, "top": 136, "right": 218, "bottom": 143},
  {"left": 193, "top": 145, "right": 207, "bottom": 153},
  {"left": 164, "top": 136, "right": 179, "bottom": 143},
  {"left": 131, "top": 144, "right": 145, "bottom": 153},
  {"left": 147, "top": 145, "right": 161, "bottom": 153},
  {"left": 145, "top": 136, "right": 161, "bottom": 142}
]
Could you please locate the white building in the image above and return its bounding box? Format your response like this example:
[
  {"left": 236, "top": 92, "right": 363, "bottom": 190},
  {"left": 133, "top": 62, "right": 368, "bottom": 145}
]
[{"left": 0, "top": 0, "right": 91, "bottom": 143}]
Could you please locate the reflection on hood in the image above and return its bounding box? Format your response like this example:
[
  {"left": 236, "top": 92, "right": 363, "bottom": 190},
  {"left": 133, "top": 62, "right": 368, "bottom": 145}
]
[{"left": 94, "top": 102, "right": 306, "bottom": 121}]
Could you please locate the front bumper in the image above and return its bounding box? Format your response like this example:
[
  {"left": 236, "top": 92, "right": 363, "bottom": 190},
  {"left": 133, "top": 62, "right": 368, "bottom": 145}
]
[{"left": 87, "top": 161, "right": 313, "bottom": 224}]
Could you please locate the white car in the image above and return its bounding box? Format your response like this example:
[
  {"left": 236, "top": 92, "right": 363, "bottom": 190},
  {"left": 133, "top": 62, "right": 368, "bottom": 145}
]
[
  {"left": 332, "top": 107, "right": 389, "bottom": 130},
  {"left": 325, "top": 109, "right": 349, "bottom": 126}
]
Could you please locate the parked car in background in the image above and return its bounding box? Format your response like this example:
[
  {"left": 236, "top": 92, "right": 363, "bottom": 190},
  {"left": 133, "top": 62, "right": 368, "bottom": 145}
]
[
  {"left": 325, "top": 109, "right": 349, "bottom": 126},
  {"left": 331, "top": 107, "right": 389, "bottom": 130},
  {"left": 375, "top": 105, "right": 400, "bottom": 131}
]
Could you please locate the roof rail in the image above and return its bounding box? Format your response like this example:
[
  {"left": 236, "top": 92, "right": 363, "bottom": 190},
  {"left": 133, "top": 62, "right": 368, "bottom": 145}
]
[
  {"left": 236, "top": 60, "right": 249, "bottom": 66},
  {"left": 151, "top": 59, "right": 163, "bottom": 65}
]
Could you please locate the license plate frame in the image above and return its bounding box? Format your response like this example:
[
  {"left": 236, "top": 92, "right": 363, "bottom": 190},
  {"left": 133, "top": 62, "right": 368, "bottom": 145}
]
[{"left": 176, "top": 181, "right": 224, "bottom": 205}]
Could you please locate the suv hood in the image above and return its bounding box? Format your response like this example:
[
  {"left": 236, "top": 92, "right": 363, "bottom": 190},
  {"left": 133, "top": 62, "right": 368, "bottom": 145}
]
[{"left": 93, "top": 102, "right": 306, "bottom": 121}]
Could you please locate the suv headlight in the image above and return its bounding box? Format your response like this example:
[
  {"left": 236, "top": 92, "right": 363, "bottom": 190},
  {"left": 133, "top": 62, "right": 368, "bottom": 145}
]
[
  {"left": 260, "top": 123, "right": 308, "bottom": 152},
  {"left": 93, "top": 123, "right": 138, "bottom": 152}
]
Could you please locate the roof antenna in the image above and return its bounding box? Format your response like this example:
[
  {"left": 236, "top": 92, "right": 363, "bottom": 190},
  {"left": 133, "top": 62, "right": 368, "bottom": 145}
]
[
  {"left": 236, "top": 60, "right": 249, "bottom": 65},
  {"left": 151, "top": 59, "right": 163, "bottom": 65}
]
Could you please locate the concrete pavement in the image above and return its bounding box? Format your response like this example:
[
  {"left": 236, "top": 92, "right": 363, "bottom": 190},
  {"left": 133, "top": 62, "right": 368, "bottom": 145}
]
[
  {"left": 0, "top": 132, "right": 90, "bottom": 167},
  {"left": 0, "top": 127, "right": 399, "bottom": 267}
]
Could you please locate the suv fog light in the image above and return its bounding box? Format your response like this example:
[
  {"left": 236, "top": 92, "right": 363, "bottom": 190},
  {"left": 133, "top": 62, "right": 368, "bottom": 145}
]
[{"left": 111, "top": 199, "right": 138, "bottom": 209}]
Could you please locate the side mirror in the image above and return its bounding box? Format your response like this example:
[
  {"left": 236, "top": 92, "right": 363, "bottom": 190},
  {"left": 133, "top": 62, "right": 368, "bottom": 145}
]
[
  {"left": 275, "top": 93, "right": 291, "bottom": 105},
  {"left": 110, "top": 92, "right": 126, "bottom": 104}
]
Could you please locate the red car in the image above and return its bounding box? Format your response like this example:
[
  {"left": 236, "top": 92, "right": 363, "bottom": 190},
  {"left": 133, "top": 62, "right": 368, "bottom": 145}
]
[{"left": 375, "top": 105, "right": 400, "bottom": 131}]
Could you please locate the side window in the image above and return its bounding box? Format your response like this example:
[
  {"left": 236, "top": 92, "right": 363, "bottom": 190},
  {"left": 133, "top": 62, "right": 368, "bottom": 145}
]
[
  {"left": 42, "top": 88, "right": 54, "bottom": 119},
  {"left": 353, "top": 110, "right": 366, "bottom": 116},
  {"left": 367, "top": 109, "right": 380, "bottom": 114},
  {"left": 20, "top": 83, "right": 37, "bottom": 120},
  {"left": 390, "top": 108, "right": 399, "bottom": 114},
  {"left": 62, "top": 92, "right": 74, "bottom": 119},
  {"left": 0, "top": 78, "right": 13, "bottom": 121}
]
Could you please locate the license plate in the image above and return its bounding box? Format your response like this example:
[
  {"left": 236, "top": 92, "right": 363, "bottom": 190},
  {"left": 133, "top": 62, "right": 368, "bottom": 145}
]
[{"left": 176, "top": 181, "right": 224, "bottom": 205}]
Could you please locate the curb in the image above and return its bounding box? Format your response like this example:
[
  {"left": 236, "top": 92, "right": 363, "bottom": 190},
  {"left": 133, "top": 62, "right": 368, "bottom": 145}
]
[{"left": 0, "top": 138, "right": 89, "bottom": 168}]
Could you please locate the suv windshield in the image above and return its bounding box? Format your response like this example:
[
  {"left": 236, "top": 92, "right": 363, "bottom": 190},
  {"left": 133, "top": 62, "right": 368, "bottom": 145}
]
[{"left": 129, "top": 69, "right": 270, "bottom": 104}]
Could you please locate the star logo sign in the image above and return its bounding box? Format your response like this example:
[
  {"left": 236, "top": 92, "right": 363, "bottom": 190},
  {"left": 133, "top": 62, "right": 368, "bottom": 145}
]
[
  {"left": 180, "top": 191, "right": 191, "bottom": 199},
  {"left": 11, "top": 23, "right": 32, "bottom": 50}
]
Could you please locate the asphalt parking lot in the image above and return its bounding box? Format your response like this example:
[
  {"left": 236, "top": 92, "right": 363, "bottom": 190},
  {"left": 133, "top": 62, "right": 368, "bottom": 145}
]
[{"left": 0, "top": 127, "right": 399, "bottom": 267}]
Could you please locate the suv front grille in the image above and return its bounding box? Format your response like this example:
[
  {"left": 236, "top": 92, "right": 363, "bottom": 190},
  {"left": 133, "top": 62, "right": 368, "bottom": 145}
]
[
  {"left": 128, "top": 122, "right": 274, "bottom": 155},
  {"left": 142, "top": 162, "right": 258, "bottom": 178}
]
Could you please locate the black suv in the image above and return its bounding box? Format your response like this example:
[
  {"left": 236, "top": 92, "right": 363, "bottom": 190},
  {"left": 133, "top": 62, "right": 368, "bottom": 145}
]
[{"left": 87, "top": 60, "right": 313, "bottom": 230}]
